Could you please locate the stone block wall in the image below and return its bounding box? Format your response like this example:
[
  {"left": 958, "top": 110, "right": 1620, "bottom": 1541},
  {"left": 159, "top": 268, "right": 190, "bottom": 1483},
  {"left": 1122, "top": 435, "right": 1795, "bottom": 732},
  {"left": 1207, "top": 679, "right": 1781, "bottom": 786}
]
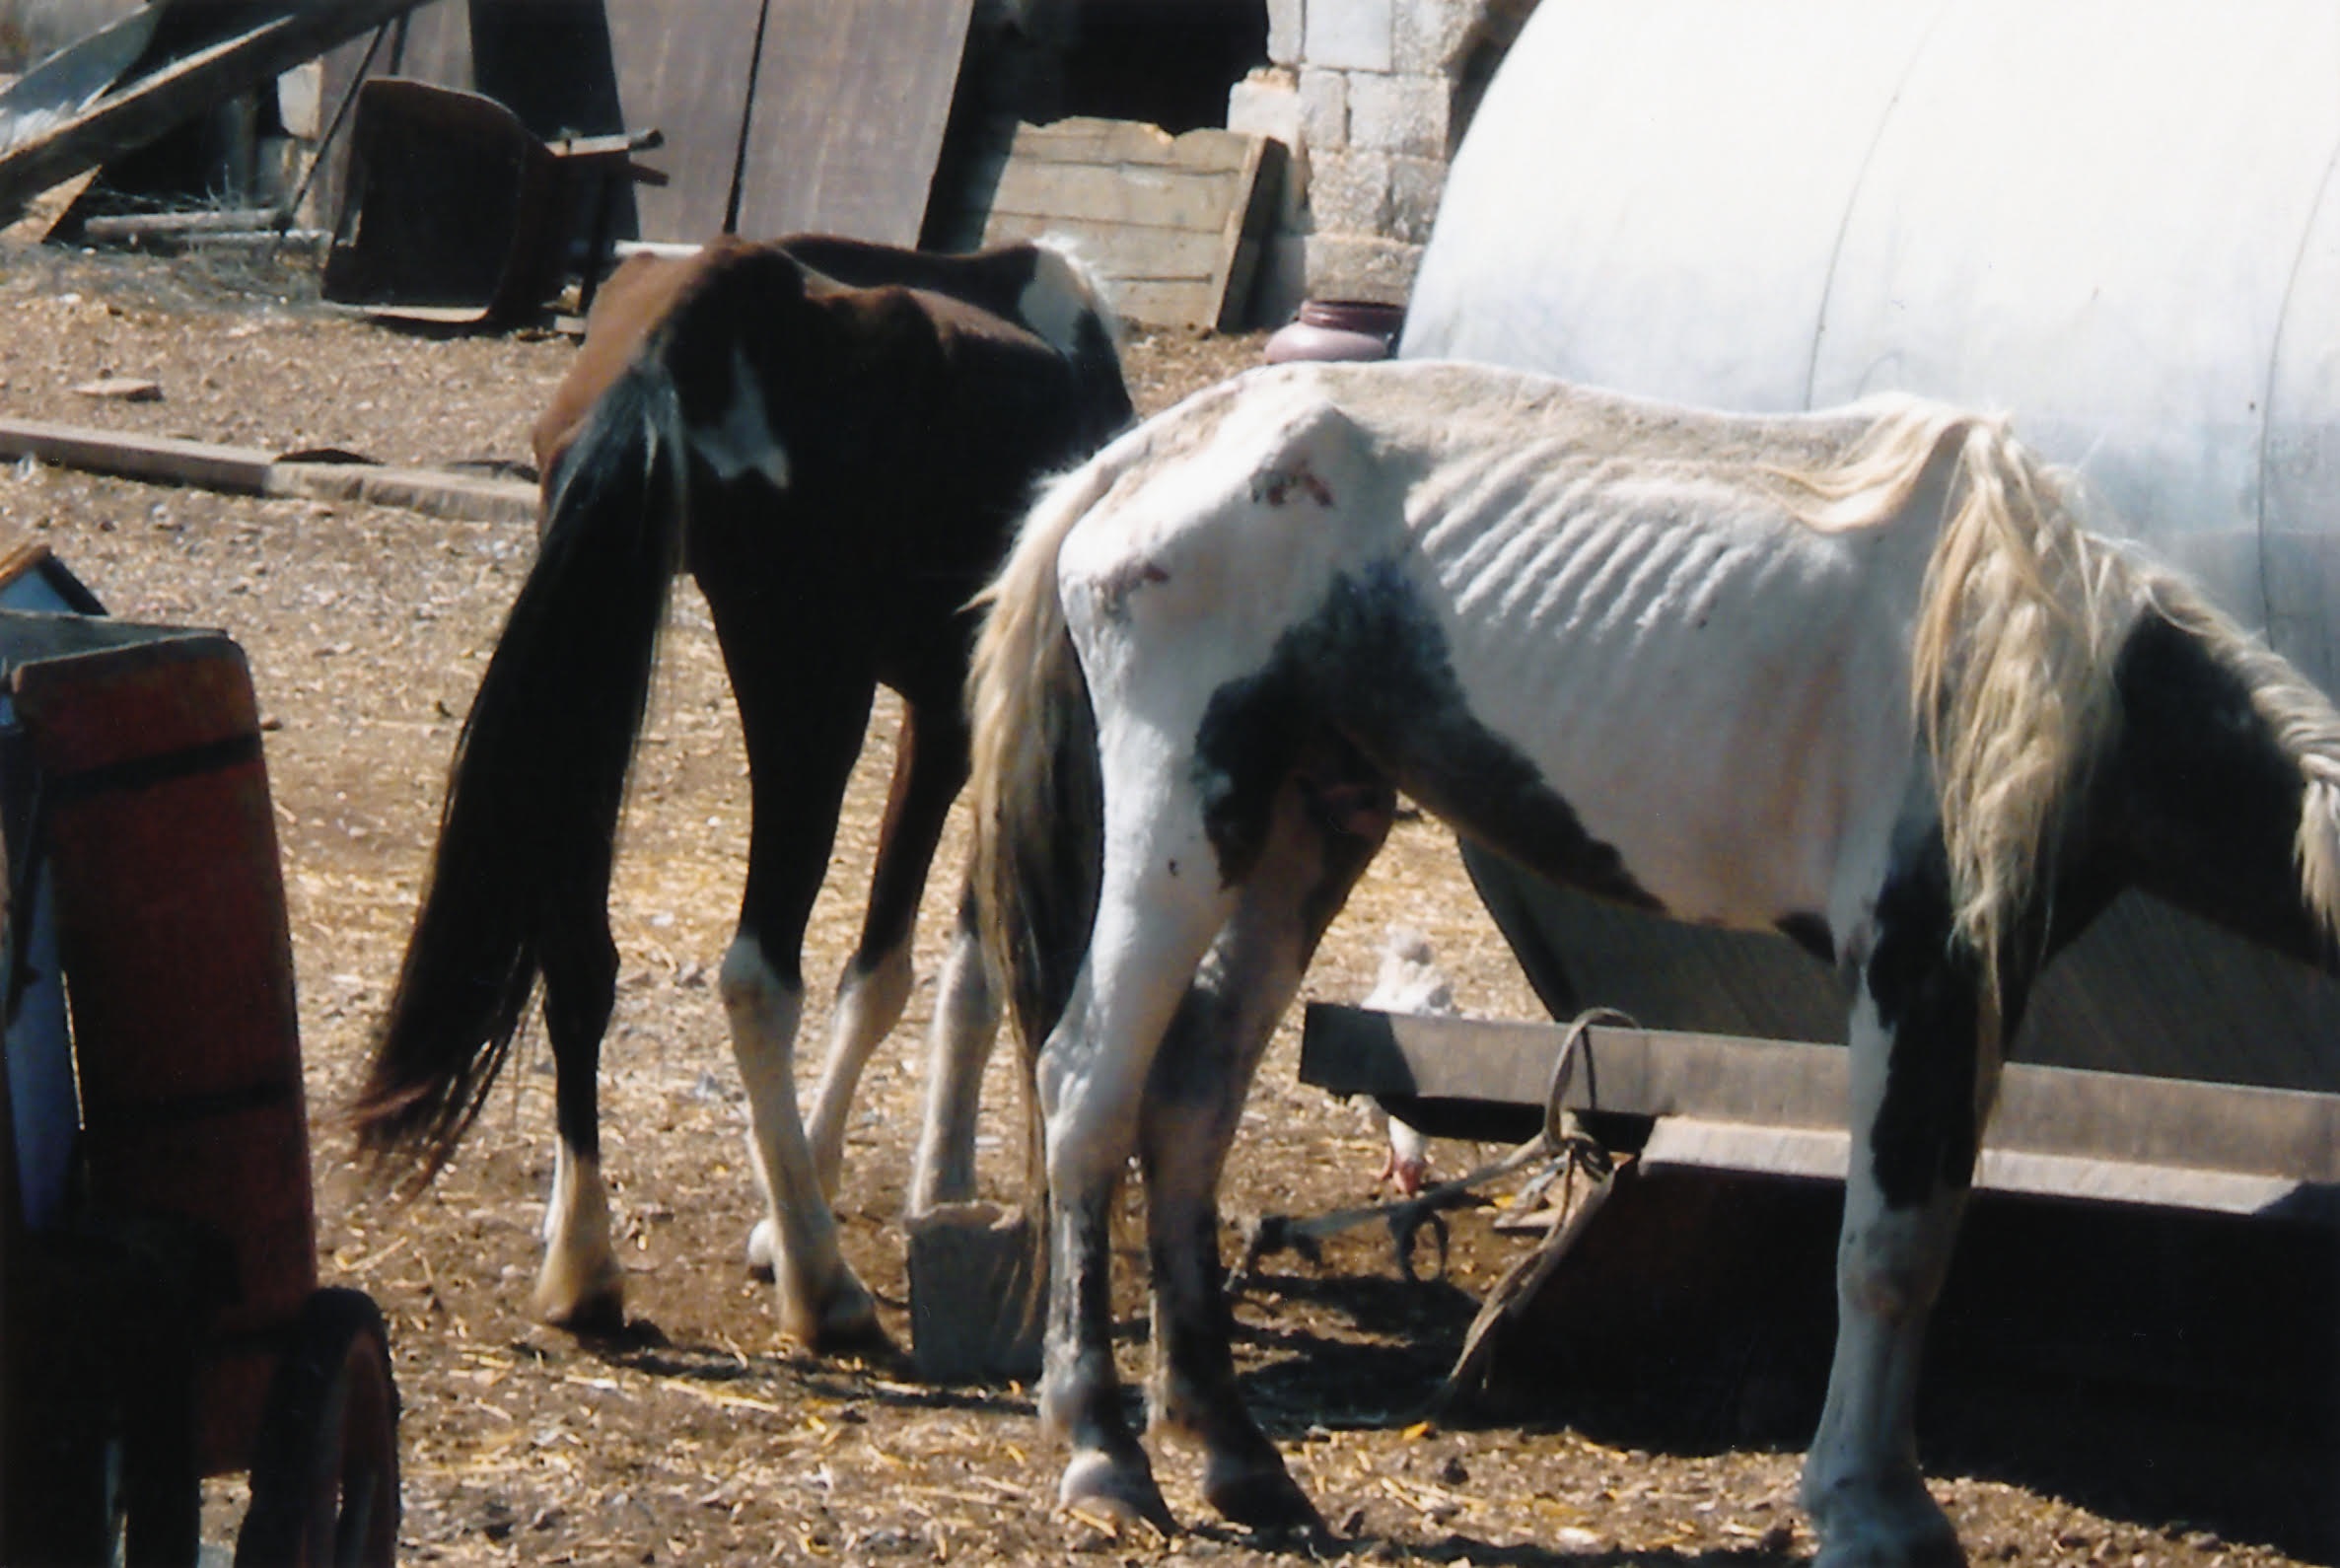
[{"left": 1228, "top": 0, "right": 1538, "bottom": 322}]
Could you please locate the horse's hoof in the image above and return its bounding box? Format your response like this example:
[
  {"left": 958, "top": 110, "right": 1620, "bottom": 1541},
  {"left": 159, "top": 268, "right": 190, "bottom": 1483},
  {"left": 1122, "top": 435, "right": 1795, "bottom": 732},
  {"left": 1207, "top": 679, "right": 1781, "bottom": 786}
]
[
  {"left": 780, "top": 1272, "right": 889, "bottom": 1355},
  {"left": 1204, "top": 1454, "right": 1324, "bottom": 1535},
  {"left": 799, "top": 1308, "right": 894, "bottom": 1357},
  {"left": 1807, "top": 1475, "right": 1966, "bottom": 1568},
  {"left": 1059, "top": 1449, "right": 1176, "bottom": 1536},
  {"left": 533, "top": 1253, "right": 626, "bottom": 1333},
  {"left": 745, "top": 1218, "right": 776, "bottom": 1282},
  {"left": 538, "top": 1284, "right": 627, "bottom": 1337}
]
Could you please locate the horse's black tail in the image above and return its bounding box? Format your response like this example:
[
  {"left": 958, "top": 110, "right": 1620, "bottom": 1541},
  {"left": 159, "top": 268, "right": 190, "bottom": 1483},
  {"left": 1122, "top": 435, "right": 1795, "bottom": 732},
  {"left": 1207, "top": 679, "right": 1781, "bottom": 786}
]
[{"left": 352, "top": 364, "right": 686, "bottom": 1181}]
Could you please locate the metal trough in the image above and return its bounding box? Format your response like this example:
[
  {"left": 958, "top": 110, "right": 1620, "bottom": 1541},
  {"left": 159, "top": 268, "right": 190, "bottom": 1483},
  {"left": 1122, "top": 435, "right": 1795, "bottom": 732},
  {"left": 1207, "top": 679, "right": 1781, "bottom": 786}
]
[{"left": 1300, "top": 1006, "right": 2340, "bottom": 1222}]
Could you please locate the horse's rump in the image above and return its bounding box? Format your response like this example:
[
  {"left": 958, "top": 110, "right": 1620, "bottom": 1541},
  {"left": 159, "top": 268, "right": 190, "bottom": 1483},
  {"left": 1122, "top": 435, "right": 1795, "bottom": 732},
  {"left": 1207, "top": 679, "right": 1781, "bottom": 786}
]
[{"left": 534, "top": 236, "right": 1127, "bottom": 485}]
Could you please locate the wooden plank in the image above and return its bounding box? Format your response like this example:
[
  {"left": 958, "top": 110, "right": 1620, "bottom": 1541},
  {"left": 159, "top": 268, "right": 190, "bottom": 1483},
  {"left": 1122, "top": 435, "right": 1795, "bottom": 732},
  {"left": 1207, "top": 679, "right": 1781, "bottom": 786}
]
[
  {"left": 603, "top": 0, "right": 763, "bottom": 241},
  {"left": 975, "top": 210, "right": 1224, "bottom": 278},
  {"left": 1000, "top": 116, "right": 1261, "bottom": 172},
  {"left": 985, "top": 158, "right": 1248, "bottom": 232},
  {"left": 733, "top": 0, "right": 975, "bottom": 245},
  {"left": 265, "top": 463, "right": 538, "bottom": 525},
  {"left": 1098, "top": 278, "right": 1220, "bottom": 330},
  {"left": 0, "top": 418, "right": 536, "bottom": 524},
  {"left": 0, "top": 418, "right": 273, "bottom": 494},
  {"left": 0, "top": 6, "right": 162, "bottom": 156},
  {"left": 1298, "top": 1004, "right": 2340, "bottom": 1188},
  {"left": 0, "top": 0, "right": 431, "bottom": 214},
  {"left": 1212, "top": 133, "right": 1276, "bottom": 332},
  {"left": 962, "top": 115, "right": 1282, "bottom": 329}
]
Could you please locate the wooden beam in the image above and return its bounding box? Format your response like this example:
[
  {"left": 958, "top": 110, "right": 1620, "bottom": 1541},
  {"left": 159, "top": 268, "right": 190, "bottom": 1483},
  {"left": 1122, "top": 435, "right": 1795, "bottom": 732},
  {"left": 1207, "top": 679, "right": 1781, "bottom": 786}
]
[
  {"left": 0, "top": 418, "right": 274, "bottom": 494},
  {"left": 0, "top": 0, "right": 430, "bottom": 216},
  {"left": 0, "top": 418, "right": 539, "bottom": 526},
  {"left": 264, "top": 462, "right": 537, "bottom": 526}
]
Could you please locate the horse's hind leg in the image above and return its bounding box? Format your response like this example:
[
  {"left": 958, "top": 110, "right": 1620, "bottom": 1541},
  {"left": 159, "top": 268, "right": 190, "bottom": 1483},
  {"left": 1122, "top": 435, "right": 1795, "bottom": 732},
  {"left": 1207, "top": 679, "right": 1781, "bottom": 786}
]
[
  {"left": 1804, "top": 847, "right": 2007, "bottom": 1568},
  {"left": 1039, "top": 751, "right": 1241, "bottom": 1530},
  {"left": 804, "top": 695, "right": 970, "bottom": 1198},
  {"left": 714, "top": 621, "right": 886, "bottom": 1349},
  {"left": 1142, "top": 760, "right": 1389, "bottom": 1531},
  {"left": 535, "top": 912, "right": 626, "bottom": 1330},
  {"left": 909, "top": 883, "right": 1002, "bottom": 1214}
]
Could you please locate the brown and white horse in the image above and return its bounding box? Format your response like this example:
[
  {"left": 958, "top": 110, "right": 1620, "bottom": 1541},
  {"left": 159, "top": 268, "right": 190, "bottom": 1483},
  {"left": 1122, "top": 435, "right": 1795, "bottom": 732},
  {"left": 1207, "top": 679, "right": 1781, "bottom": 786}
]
[
  {"left": 967, "top": 359, "right": 2340, "bottom": 1563},
  {"left": 352, "top": 235, "right": 1130, "bottom": 1350}
]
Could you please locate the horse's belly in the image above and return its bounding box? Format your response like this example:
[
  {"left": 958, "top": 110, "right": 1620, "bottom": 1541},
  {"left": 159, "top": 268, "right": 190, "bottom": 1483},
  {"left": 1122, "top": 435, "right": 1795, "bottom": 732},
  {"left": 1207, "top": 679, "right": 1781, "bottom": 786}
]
[{"left": 1423, "top": 590, "right": 1908, "bottom": 932}]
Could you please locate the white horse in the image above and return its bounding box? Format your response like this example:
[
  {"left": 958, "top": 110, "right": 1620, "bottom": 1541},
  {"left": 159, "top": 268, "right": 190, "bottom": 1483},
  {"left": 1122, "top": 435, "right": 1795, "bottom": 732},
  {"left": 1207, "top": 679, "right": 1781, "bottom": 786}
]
[{"left": 965, "top": 359, "right": 2340, "bottom": 1565}]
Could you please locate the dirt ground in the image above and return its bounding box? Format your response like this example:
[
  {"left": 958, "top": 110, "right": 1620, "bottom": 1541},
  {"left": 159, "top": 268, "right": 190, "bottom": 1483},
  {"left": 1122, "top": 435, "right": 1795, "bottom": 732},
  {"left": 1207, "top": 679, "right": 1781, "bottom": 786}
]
[{"left": 0, "top": 240, "right": 2331, "bottom": 1567}]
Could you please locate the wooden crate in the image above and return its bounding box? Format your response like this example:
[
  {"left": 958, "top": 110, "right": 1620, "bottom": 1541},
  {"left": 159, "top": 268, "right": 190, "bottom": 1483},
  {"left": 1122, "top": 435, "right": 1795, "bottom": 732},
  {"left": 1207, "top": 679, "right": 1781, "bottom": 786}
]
[{"left": 943, "top": 115, "right": 1286, "bottom": 331}]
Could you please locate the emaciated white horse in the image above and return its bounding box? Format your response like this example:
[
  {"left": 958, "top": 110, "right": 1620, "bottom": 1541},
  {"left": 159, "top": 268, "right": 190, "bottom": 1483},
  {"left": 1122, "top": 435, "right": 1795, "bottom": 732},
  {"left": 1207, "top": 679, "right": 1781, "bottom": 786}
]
[{"left": 965, "top": 360, "right": 2340, "bottom": 1565}]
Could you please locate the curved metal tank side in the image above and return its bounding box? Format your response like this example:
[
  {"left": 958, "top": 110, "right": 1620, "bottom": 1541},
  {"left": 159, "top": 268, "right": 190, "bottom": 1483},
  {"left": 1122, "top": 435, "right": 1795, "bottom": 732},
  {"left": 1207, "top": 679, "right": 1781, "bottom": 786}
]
[
  {"left": 2262, "top": 125, "right": 2340, "bottom": 695},
  {"left": 1407, "top": 0, "right": 1943, "bottom": 412},
  {"left": 1404, "top": 0, "right": 2340, "bottom": 1092},
  {"left": 1807, "top": 0, "right": 2340, "bottom": 666}
]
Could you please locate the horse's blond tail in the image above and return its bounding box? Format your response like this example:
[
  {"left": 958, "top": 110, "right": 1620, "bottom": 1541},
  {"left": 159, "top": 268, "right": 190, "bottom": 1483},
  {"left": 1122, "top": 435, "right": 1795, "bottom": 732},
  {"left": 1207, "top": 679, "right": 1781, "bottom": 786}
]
[
  {"left": 1907, "top": 415, "right": 2120, "bottom": 1005},
  {"left": 1776, "top": 399, "right": 2122, "bottom": 1007},
  {"left": 966, "top": 436, "right": 1152, "bottom": 1218},
  {"left": 969, "top": 460, "right": 1099, "bottom": 996}
]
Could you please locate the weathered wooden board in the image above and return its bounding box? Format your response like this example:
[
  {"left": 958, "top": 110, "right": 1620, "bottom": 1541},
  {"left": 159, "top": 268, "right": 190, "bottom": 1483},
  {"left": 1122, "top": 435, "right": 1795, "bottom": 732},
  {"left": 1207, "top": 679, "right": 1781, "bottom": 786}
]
[
  {"left": 602, "top": 0, "right": 764, "bottom": 241},
  {"left": 0, "top": 0, "right": 431, "bottom": 215},
  {"left": 266, "top": 461, "right": 536, "bottom": 524},
  {"left": 0, "top": 417, "right": 536, "bottom": 524},
  {"left": 947, "top": 115, "right": 1284, "bottom": 330},
  {"left": 322, "top": 0, "right": 760, "bottom": 243},
  {"left": 324, "top": 0, "right": 971, "bottom": 246},
  {"left": 0, "top": 418, "right": 274, "bottom": 494},
  {"left": 732, "top": 0, "right": 975, "bottom": 245}
]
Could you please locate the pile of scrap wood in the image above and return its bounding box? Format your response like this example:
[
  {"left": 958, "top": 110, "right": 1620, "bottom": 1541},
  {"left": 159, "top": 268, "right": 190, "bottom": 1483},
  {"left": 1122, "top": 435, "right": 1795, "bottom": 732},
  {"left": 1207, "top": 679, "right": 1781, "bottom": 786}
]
[
  {"left": 0, "top": 1, "right": 429, "bottom": 226},
  {"left": 1, "top": 0, "right": 1288, "bottom": 332}
]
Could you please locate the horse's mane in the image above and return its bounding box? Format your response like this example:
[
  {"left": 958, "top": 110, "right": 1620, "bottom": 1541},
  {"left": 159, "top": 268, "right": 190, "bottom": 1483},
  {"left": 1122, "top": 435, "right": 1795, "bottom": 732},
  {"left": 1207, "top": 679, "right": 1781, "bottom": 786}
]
[{"left": 2129, "top": 565, "right": 2340, "bottom": 945}]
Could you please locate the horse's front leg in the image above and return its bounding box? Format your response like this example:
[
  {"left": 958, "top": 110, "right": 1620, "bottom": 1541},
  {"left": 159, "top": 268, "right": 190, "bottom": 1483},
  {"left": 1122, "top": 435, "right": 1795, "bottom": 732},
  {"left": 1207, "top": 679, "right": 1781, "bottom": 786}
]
[
  {"left": 1805, "top": 860, "right": 2005, "bottom": 1568},
  {"left": 1143, "top": 776, "right": 1385, "bottom": 1532}
]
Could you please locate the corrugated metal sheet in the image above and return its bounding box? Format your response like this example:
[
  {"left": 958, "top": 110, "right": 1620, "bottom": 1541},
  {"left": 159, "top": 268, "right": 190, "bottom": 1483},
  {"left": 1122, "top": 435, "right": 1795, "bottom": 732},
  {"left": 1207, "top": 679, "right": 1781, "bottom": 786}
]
[{"left": 1406, "top": 0, "right": 2340, "bottom": 1094}]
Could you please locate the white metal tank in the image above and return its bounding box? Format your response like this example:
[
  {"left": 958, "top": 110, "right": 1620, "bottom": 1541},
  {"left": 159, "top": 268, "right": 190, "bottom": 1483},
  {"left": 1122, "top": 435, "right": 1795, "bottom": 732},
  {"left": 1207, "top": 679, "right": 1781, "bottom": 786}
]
[{"left": 1403, "top": 0, "right": 2340, "bottom": 1093}]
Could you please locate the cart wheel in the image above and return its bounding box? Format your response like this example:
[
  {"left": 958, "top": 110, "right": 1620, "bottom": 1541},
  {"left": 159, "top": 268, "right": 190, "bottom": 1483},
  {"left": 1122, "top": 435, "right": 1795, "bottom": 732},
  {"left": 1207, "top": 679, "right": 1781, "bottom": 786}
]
[{"left": 235, "top": 1288, "right": 400, "bottom": 1568}]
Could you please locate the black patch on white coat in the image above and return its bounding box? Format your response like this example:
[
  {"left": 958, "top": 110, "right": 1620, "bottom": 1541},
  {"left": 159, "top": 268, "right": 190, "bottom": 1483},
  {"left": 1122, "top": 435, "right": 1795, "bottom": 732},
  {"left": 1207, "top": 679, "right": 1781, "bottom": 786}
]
[
  {"left": 1192, "top": 559, "right": 1663, "bottom": 912},
  {"left": 1862, "top": 829, "right": 1983, "bottom": 1211}
]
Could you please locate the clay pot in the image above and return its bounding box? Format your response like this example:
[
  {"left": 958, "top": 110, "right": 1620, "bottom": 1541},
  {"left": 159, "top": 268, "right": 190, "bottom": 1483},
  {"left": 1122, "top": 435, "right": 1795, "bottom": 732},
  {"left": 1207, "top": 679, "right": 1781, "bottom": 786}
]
[{"left": 1264, "top": 299, "right": 1405, "bottom": 364}]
